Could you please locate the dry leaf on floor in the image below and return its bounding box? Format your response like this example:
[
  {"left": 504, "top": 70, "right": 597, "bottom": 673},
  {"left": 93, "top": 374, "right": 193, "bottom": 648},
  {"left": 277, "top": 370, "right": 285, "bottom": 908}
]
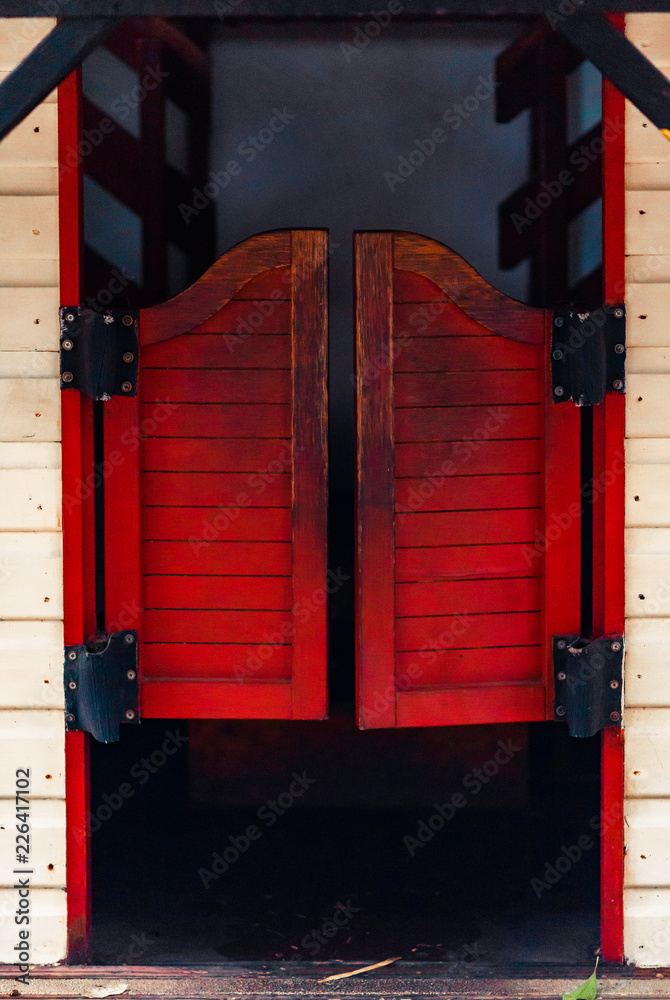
[
  {"left": 318, "top": 957, "right": 402, "bottom": 983},
  {"left": 84, "top": 983, "right": 128, "bottom": 998}
]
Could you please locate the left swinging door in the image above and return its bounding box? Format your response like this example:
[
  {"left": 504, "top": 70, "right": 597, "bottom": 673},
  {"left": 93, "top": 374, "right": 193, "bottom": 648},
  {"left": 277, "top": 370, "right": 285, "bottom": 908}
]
[{"left": 103, "top": 230, "right": 329, "bottom": 720}]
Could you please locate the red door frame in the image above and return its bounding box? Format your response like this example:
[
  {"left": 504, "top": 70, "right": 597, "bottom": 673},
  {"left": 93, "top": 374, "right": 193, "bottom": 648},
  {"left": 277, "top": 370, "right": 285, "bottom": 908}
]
[
  {"left": 59, "top": 40, "right": 627, "bottom": 961},
  {"left": 599, "top": 21, "right": 626, "bottom": 962}
]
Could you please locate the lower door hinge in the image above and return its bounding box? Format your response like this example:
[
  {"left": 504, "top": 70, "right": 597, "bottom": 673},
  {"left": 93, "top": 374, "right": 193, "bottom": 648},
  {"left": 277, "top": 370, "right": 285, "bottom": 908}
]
[
  {"left": 553, "top": 635, "right": 623, "bottom": 738},
  {"left": 551, "top": 305, "right": 625, "bottom": 406},
  {"left": 60, "top": 307, "right": 139, "bottom": 401},
  {"left": 64, "top": 631, "right": 140, "bottom": 743}
]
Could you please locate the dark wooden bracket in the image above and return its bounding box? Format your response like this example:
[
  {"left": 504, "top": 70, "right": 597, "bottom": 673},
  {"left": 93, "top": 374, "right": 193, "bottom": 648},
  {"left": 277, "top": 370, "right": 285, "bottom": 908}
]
[
  {"left": 0, "top": 17, "right": 121, "bottom": 144},
  {"left": 65, "top": 631, "right": 140, "bottom": 743},
  {"left": 554, "top": 635, "right": 623, "bottom": 738},
  {"left": 551, "top": 304, "right": 625, "bottom": 406},
  {"left": 60, "top": 307, "right": 139, "bottom": 401}
]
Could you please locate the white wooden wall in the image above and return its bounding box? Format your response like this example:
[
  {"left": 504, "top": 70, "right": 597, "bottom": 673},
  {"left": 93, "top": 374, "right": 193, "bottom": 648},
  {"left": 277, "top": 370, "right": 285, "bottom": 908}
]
[
  {"left": 624, "top": 13, "right": 670, "bottom": 967},
  {"left": 0, "top": 18, "right": 67, "bottom": 965}
]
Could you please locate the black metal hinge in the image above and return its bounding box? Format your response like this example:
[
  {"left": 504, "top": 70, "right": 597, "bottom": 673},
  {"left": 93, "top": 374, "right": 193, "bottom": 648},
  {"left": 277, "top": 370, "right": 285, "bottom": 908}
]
[
  {"left": 553, "top": 635, "right": 623, "bottom": 738},
  {"left": 64, "top": 631, "right": 140, "bottom": 743},
  {"left": 551, "top": 305, "right": 625, "bottom": 406},
  {"left": 60, "top": 307, "right": 139, "bottom": 401}
]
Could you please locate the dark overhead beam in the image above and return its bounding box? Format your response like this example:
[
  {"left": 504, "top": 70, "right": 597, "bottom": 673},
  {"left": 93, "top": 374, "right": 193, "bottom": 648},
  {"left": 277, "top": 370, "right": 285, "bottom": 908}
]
[
  {"left": 4, "top": 0, "right": 670, "bottom": 13},
  {"left": 557, "top": 12, "right": 670, "bottom": 133},
  {"left": 0, "top": 17, "right": 121, "bottom": 143}
]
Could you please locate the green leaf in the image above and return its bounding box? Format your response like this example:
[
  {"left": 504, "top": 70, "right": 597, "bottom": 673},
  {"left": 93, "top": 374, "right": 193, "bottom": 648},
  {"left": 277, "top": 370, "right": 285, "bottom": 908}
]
[{"left": 562, "top": 958, "right": 599, "bottom": 1000}]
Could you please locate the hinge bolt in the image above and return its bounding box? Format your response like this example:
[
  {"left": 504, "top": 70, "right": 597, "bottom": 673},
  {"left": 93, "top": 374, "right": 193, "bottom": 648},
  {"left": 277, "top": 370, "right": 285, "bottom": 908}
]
[
  {"left": 67, "top": 680, "right": 78, "bottom": 691},
  {"left": 556, "top": 705, "right": 566, "bottom": 716},
  {"left": 554, "top": 317, "right": 564, "bottom": 327},
  {"left": 121, "top": 381, "right": 133, "bottom": 393},
  {"left": 122, "top": 352, "right": 134, "bottom": 364},
  {"left": 613, "top": 379, "right": 624, "bottom": 390},
  {"left": 65, "top": 312, "right": 76, "bottom": 324},
  {"left": 61, "top": 339, "right": 74, "bottom": 351},
  {"left": 61, "top": 371, "right": 74, "bottom": 383},
  {"left": 552, "top": 349, "right": 563, "bottom": 360},
  {"left": 613, "top": 308, "right": 624, "bottom": 319},
  {"left": 124, "top": 633, "right": 135, "bottom": 644},
  {"left": 122, "top": 315, "right": 134, "bottom": 327},
  {"left": 125, "top": 709, "right": 136, "bottom": 720},
  {"left": 610, "top": 711, "right": 621, "bottom": 723},
  {"left": 67, "top": 650, "right": 77, "bottom": 661},
  {"left": 557, "top": 671, "right": 566, "bottom": 681},
  {"left": 65, "top": 713, "right": 75, "bottom": 724},
  {"left": 610, "top": 679, "right": 620, "bottom": 689},
  {"left": 554, "top": 386, "right": 565, "bottom": 397},
  {"left": 126, "top": 669, "right": 136, "bottom": 681},
  {"left": 556, "top": 639, "right": 567, "bottom": 650},
  {"left": 611, "top": 641, "right": 622, "bottom": 652},
  {"left": 103, "top": 314, "right": 114, "bottom": 325},
  {"left": 614, "top": 343, "right": 625, "bottom": 354}
]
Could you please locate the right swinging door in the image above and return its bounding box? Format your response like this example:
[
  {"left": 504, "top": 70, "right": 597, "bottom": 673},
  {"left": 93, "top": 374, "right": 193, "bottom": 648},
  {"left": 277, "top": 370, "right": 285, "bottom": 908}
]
[{"left": 355, "top": 231, "right": 582, "bottom": 730}]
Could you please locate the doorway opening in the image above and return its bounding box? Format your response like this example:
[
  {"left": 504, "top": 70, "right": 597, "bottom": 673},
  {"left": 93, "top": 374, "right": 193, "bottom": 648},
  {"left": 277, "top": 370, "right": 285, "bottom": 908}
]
[{"left": 80, "top": 15, "right": 607, "bottom": 965}]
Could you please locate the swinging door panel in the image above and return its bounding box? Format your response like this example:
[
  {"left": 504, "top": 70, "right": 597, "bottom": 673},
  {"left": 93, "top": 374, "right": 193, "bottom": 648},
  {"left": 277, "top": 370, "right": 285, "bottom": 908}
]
[
  {"left": 104, "top": 230, "right": 328, "bottom": 720},
  {"left": 356, "top": 231, "right": 581, "bottom": 729}
]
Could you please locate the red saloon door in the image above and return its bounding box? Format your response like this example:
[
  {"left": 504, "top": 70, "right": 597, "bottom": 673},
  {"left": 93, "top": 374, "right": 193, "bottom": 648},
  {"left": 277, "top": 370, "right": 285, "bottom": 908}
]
[
  {"left": 104, "top": 230, "right": 328, "bottom": 719},
  {"left": 355, "top": 232, "right": 581, "bottom": 729}
]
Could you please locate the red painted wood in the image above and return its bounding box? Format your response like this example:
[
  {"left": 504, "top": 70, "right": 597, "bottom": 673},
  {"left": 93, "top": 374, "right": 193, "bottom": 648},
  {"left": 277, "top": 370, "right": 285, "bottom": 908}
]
[
  {"left": 192, "top": 299, "right": 290, "bottom": 333},
  {"left": 396, "top": 612, "right": 541, "bottom": 651},
  {"left": 395, "top": 439, "right": 541, "bottom": 478},
  {"left": 600, "top": 47, "right": 626, "bottom": 964},
  {"left": 103, "top": 232, "right": 327, "bottom": 717},
  {"left": 142, "top": 680, "right": 292, "bottom": 718},
  {"left": 394, "top": 404, "right": 541, "bottom": 442},
  {"left": 139, "top": 403, "right": 290, "bottom": 439},
  {"left": 290, "top": 230, "right": 329, "bottom": 719},
  {"left": 143, "top": 575, "right": 292, "bottom": 609},
  {"left": 141, "top": 506, "right": 291, "bottom": 541},
  {"left": 141, "top": 368, "right": 291, "bottom": 404},
  {"left": 144, "top": 609, "right": 292, "bottom": 643},
  {"left": 142, "top": 472, "right": 291, "bottom": 507},
  {"left": 394, "top": 336, "right": 540, "bottom": 371},
  {"left": 396, "top": 509, "right": 540, "bottom": 548},
  {"left": 396, "top": 646, "right": 542, "bottom": 687},
  {"left": 142, "top": 541, "right": 291, "bottom": 575},
  {"left": 143, "top": 643, "right": 291, "bottom": 678},
  {"left": 395, "top": 370, "right": 542, "bottom": 407},
  {"left": 142, "top": 438, "right": 291, "bottom": 472},
  {"left": 396, "top": 684, "right": 545, "bottom": 727},
  {"left": 142, "top": 334, "right": 290, "bottom": 369},
  {"left": 357, "top": 232, "right": 582, "bottom": 730},
  {"left": 396, "top": 544, "right": 541, "bottom": 582},
  {"left": 58, "top": 68, "right": 91, "bottom": 963},
  {"left": 395, "top": 472, "right": 542, "bottom": 513},
  {"left": 355, "top": 233, "right": 396, "bottom": 729},
  {"left": 396, "top": 577, "right": 540, "bottom": 617}
]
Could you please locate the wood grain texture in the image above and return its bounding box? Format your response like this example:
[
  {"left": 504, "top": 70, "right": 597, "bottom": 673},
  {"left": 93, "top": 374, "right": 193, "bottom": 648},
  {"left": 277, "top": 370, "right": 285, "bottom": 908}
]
[
  {"left": 290, "top": 230, "right": 328, "bottom": 719},
  {"left": 393, "top": 233, "right": 544, "bottom": 344},
  {"left": 141, "top": 231, "right": 291, "bottom": 345},
  {"left": 355, "top": 232, "right": 396, "bottom": 728}
]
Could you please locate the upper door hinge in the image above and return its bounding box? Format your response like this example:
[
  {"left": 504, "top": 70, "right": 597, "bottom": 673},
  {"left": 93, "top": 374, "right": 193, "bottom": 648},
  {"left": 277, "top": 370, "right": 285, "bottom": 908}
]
[
  {"left": 553, "top": 634, "right": 623, "bottom": 738},
  {"left": 551, "top": 305, "right": 625, "bottom": 406},
  {"left": 59, "top": 307, "right": 139, "bottom": 401},
  {"left": 64, "top": 630, "right": 140, "bottom": 743}
]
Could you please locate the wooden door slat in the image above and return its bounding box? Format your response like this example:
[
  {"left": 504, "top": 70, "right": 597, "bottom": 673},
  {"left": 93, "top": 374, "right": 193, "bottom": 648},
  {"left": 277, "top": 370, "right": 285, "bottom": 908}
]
[
  {"left": 140, "top": 506, "right": 292, "bottom": 541},
  {"left": 142, "top": 642, "right": 292, "bottom": 678},
  {"left": 395, "top": 439, "right": 541, "bottom": 478},
  {"left": 394, "top": 336, "right": 540, "bottom": 372},
  {"left": 394, "top": 473, "right": 542, "bottom": 513},
  {"left": 396, "top": 508, "right": 540, "bottom": 548},
  {"left": 396, "top": 577, "right": 541, "bottom": 617},
  {"left": 142, "top": 472, "right": 291, "bottom": 507},
  {"left": 144, "top": 608, "right": 292, "bottom": 643},
  {"left": 141, "top": 368, "right": 291, "bottom": 404},
  {"left": 395, "top": 370, "right": 542, "bottom": 408},
  {"left": 394, "top": 404, "right": 541, "bottom": 442},
  {"left": 142, "top": 437, "right": 291, "bottom": 473},
  {"left": 143, "top": 574, "right": 292, "bottom": 610},
  {"left": 139, "top": 403, "right": 290, "bottom": 439},
  {"left": 142, "top": 334, "right": 290, "bottom": 370},
  {"left": 142, "top": 540, "right": 291, "bottom": 576}
]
